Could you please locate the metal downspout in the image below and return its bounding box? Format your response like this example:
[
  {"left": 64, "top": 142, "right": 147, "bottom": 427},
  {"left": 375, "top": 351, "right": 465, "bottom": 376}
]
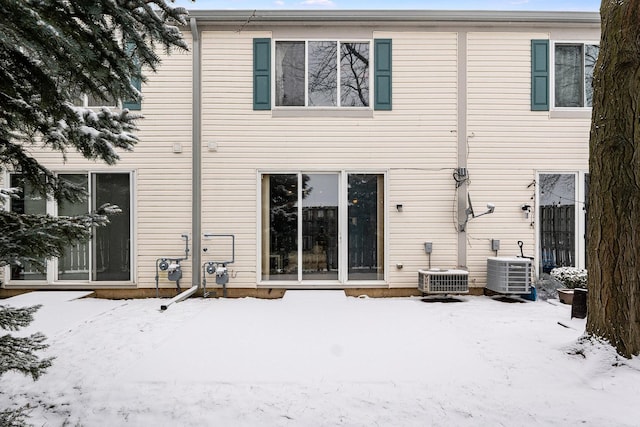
[
  {"left": 457, "top": 32, "right": 468, "bottom": 270},
  {"left": 190, "top": 17, "right": 202, "bottom": 291}
]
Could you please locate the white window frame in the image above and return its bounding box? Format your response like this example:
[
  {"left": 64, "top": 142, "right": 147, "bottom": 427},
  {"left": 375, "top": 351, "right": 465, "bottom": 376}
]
[
  {"left": 3, "top": 170, "right": 136, "bottom": 287},
  {"left": 257, "top": 170, "right": 388, "bottom": 287},
  {"left": 272, "top": 39, "right": 373, "bottom": 109},
  {"left": 550, "top": 40, "right": 600, "bottom": 111}
]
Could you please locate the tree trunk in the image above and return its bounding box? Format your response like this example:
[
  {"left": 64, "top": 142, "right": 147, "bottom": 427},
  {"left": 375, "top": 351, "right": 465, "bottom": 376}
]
[{"left": 587, "top": 0, "right": 640, "bottom": 358}]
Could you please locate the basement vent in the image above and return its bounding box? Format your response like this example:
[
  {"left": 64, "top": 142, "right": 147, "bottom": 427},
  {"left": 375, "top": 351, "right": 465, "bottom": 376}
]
[
  {"left": 418, "top": 269, "right": 469, "bottom": 294},
  {"left": 486, "top": 257, "right": 532, "bottom": 294}
]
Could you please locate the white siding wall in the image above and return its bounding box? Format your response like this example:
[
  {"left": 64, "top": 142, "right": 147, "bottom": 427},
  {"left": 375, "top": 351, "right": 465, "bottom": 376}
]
[
  {"left": 134, "top": 35, "right": 193, "bottom": 288},
  {"left": 466, "top": 31, "right": 593, "bottom": 287},
  {"left": 201, "top": 30, "right": 459, "bottom": 288}
]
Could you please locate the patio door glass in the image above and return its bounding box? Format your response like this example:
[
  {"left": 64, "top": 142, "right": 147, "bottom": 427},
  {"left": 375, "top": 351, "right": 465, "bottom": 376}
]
[
  {"left": 302, "top": 174, "right": 339, "bottom": 280},
  {"left": 348, "top": 174, "right": 384, "bottom": 280},
  {"left": 93, "top": 173, "right": 131, "bottom": 281},
  {"left": 9, "top": 175, "right": 47, "bottom": 280},
  {"left": 539, "top": 173, "right": 576, "bottom": 273},
  {"left": 58, "top": 174, "right": 90, "bottom": 280},
  {"left": 261, "top": 174, "right": 298, "bottom": 281}
]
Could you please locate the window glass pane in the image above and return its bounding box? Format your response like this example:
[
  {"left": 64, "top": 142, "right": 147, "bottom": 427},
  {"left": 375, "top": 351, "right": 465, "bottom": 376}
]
[
  {"left": 9, "top": 175, "right": 47, "bottom": 280},
  {"left": 348, "top": 174, "right": 384, "bottom": 280},
  {"left": 308, "top": 41, "right": 337, "bottom": 106},
  {"left": 584, "top": 44, "right": 599, "bottom": 108},
  {"left": 87, "top": 91, "right": 116, "bottom": 107},
  {"left": 262, "top": 174, "right": 298, "bottom": 280},
  {"left": 539, "top": 174, "right": 575, "bottom": 273},
  {"left": 302, "top": 174, "right": 339, "bottom": 280},
  {"left": 93, "top": 173, "right": 131, "bottom": 281},
  {"left": 555, "top": 44, "right": 583, "bottom": 107},
  {"left": 58, "top": 174, "right": 90, "bottom": 280},
  {"left": 275, "top": 42, "right": 305, "bottom": 106},
  {"left": 71, "top": 89, "right": 84, "bottom": 106},
  {"left": 341, "top": 42, "right": 370, "bottom": 107}
]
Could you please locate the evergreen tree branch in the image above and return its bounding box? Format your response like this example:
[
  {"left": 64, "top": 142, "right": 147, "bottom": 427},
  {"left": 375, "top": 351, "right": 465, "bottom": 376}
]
[
  {"left": 0, "top": 406, "right": 30, "bottom": 427},
  {"left": 0, "top": 305, "right": 41, "bottom": 331},
  {"left": 0, "top": 333, "right": 53, "bottom": 381},
  {"left": 0, "top": 209, "right": 116, "bottom": 271}
]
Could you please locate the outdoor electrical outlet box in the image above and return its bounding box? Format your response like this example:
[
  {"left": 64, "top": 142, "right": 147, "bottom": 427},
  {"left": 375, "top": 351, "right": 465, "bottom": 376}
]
[
  {"left": 424, "top": 242, "right": 433, "bottom": 254},
  {"left": 491, "top": 239, "right": 500, "bottom": 251}
]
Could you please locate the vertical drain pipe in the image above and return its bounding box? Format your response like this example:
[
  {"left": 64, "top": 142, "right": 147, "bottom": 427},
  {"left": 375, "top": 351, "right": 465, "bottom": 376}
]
[
  {"left": 191, "top": 16, "right": 202, "bottom": 292},
  {"left": 457, "top": 31, "right": 468, "bottom": 270},
  {"left": 160, "top": 17, "right": 201, "bottom": 312}
]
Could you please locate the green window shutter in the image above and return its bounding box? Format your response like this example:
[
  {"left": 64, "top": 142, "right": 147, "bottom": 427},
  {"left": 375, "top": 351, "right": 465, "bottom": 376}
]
[
  {"left": 122, "top": 76, "right": 141, "bottom": 111},
  {"left": 122, "top": 42, "right": 142, "bottom": 111},
  {"left": 253, "top": 38, "right": 271, "bottom": 111},
  {"left": 531, "top": 39, "right": 549, "bottom": 111},
  {"left": 374, "top": 39, "right": 392, "bottom": 111}
]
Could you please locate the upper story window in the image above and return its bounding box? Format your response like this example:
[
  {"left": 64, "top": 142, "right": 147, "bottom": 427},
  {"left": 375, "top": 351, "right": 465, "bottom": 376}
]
[
  {"left": 87, "top": 93, "right": 117, "bottom": 108},
  {"left": 554, "top": 43, "right": 599, "bottom": 108},
  {"left": 73, "top": 93, "right": 118, "bottom": 108},
  {"left": 72, "top": 88, "right": 117, "bottom": 108},
  {"left": 275, "top": 40, "right": 370, "bottom": 108}
]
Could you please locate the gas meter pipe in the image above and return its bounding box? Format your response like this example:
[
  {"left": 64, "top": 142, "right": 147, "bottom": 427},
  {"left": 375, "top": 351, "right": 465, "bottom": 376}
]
[{"left": 155, "top": 234, "right": 190, "bottom": 298}]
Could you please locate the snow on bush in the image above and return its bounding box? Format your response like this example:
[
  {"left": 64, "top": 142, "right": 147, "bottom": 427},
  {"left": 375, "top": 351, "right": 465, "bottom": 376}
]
[{"left": 550, "top": 267, "right": 587, "bottom": 289}]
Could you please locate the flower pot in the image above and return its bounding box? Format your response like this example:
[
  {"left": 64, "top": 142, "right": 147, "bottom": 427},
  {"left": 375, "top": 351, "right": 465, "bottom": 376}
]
[{"left": 557, "top": 288, "right": 574, "bottom": 305}]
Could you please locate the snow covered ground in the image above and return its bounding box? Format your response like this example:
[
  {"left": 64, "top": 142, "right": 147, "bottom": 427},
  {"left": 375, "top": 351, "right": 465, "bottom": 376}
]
[{"left": 2, "top": 290, "right": 640, "bottom": 426}]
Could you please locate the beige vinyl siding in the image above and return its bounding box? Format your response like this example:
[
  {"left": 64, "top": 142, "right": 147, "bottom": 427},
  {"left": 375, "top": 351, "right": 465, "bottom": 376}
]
[
  {"left": 466, "top": 31, "right": 593, "bottom": 287},
  {"left": 133, "top": 35, "right": 194, "bottom": 289},
  {"left": 201, "top": 30, "right": 459, "bottom": 288}
]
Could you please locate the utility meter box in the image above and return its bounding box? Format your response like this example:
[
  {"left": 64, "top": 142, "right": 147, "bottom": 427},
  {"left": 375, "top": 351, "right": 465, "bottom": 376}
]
[
  {"left": 215, "top": 265, "right": 229, "bottom": 285},
  {"left": 167, "top": 263, "right": 182, "bottom": 281}
]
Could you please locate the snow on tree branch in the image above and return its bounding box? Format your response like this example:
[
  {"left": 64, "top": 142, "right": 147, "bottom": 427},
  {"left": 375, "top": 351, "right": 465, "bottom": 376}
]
[{"left": 0, "top": 304, "right": 53, "bottom": 382}]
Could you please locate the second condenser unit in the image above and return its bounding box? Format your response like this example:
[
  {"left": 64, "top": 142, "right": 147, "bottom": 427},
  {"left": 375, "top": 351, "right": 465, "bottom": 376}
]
[{"left": 486, "top": 257, "right": 532, "bottom": 294}]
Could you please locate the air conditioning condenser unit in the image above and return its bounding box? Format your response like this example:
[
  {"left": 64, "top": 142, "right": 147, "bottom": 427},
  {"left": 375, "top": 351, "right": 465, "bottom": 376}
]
[
  {"left": 486, "top": 257, "right": 532, "bottom": 294},
  {"left": 418, "top": 269, "right": 469, "bottom": 294}
]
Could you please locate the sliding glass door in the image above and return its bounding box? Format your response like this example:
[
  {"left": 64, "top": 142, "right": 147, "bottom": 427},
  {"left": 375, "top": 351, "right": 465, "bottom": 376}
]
[
  {"left": 8, "top": 171, "right": 132, "bottom": 284},
  {"left": 261, "top": 172, "right": 384, "bottom": 284}
]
